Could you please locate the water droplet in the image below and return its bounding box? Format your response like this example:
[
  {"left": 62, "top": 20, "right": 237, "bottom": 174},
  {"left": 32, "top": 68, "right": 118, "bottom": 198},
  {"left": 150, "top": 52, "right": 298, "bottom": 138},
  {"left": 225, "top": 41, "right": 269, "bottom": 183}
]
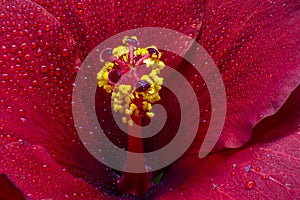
[
  {"left": 32, "top": 80, "right": 38, "bottom": 86},
  {"left": 1, "top": 45, "right": 7, "bottom": 53},
  {"left": 42, "top": 77, "right": 49, "bottom": 83},
  {"left": 10, "top": 44, "right": 17, "bottom": 53},
  {"left": 20, "top": 42, "right": 28, "bottom": 50},
  {"left": 116, "top": 1, "right": 122, "bottom": 7},
  {"left": 77, "top": 2, "right": 83, "bottom": 9},
  {"left": 0, "top": 12, "right": 5, "bottom": 19},
  {"left": 29, "top": 12, "right": 34, "bottom": 19},
  {"left": 36, "top": 48, "right": 43, "bottom": 57},
  {"left": 62, "top": 48, "right": 69, "bottom": 57},
  {"left": 35, "top": 6, "right": 42, "bottom": 13},
  {"left": 191, "top": 23, "right": 197, "bottom": 29},
  {"left": 42, "top": 164, "right": 50, "bottom": 172},
  {"left": 18, "top": 109, "right": 25, "bottom": 116},
  {"left": 245, "top": 180, "right": 256, "bottom": 190},
  {"left": 7, "top": 106, "right": 12, "bottom": 113},
  {"left": 20, "top": 117, "right": 26, "bottom": 124},
  {"left": 40, "top": 65, "right": 48, "bottom": 73},
  {"left": 36, "top": 29, "right": 43, "bottom": 37},
  {"left": 55, "top": 68, "right": 61, "bottom": 77},
  {"left": 31, "top": 42, "right": 37, "bottom": 49},
  {"left": 24, "top": 54, "right": 31, "bottom": 61},
  {"left": 2, "top": 74, "right": 10, "bottom": 80}
]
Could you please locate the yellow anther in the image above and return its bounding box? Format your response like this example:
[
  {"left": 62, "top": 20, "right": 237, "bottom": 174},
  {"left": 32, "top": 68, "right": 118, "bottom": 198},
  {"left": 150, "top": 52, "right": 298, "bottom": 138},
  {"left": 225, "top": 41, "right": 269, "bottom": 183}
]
[
  {"left": 147, "top": 46, "right": 161, "bottom": 59},
  {"left": 97, "top": 36, "right": 165, "bottom": 125},
  {"left": 112, "top": 46, "right": 129, "bottom": 58},
  {"left": 134, "top": 48, "right": 148, "bottom": 57},
  {"left": 113, "top": 98, "right": 122, "bottom": 104},
  {"left": 130, "top": 103, "right": 137, "bottom": 112},
  {"left": 103, "top": 85, "right": 113, "bottom": 93},
  {"left": 125, "top": 109, "right": 131, "bottom": 115},
  {"left": 114, "top": 104, "right": 123, "bottom": 112},
  {"left": 119, "top": 85, "right": 131, "bottom": 94},
  {"left": 128, "top": 119, "right": 133, "bottom": 127},
  {"left": 142, "top": 101, "right": 148, "bottom": 110},
  {"left": 146, "top": 112, "right": 155, "bottom": 118},
  {"left": 122, "top": 117, "right": 127, "bottom": 124}
]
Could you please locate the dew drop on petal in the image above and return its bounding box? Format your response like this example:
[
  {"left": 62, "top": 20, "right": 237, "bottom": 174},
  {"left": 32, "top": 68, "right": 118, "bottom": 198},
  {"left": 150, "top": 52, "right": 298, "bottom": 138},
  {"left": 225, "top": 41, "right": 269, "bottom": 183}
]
[
  {"left": 116, "top": 1, "right": 122, "bottom": 7},
  {"left": 7, "top": 106, "right": 12, "bottom": 113},
  {"left": 10, "top": 44, "right": 17, "bottom": 53},
  {"left": 35, "top": 6, "right": 42, "bottom": 13},
  {"left": 42, "top": 164, "right": 50, "bottom": 172},
  {"left": 20, "top": 42, "right": 28, "bottom": 50},
  {"left": 1, "top": 45, "right": 7, "bottom": 53},
  {"left": 77, "top": 2, "right": 83, "bottom": 9},
  {"left": 40, "top": 65, "right": 48, "bottom": 73},
  {"left": 2, "top": 74, "right": 10, "bottom": 80},
  {"left": 42, "top": 77, "right": 49, "bottom": 83},
  {"left": 20, "top": 117, "right": 26, "bottom": 124},
  {"left": 36, "top": 48, "right": 43, "bottom": 57},
  {"left": 18, "top": 109, "right": 25, "bottom": 116},
  {"left": 55, "top": 68, "right": 61, "bottom": 77},
  {"left": 24, "top": 53, "right": 31, "bottom": 61},
  {"left": 245, "top": 180, "right": 256, "bottom": 190},
  {"left": 191, "top": 23, "right": 197, "bottom": 29},
  {"left": 62, "top": 48, "right": 69, "bottom": 57}
]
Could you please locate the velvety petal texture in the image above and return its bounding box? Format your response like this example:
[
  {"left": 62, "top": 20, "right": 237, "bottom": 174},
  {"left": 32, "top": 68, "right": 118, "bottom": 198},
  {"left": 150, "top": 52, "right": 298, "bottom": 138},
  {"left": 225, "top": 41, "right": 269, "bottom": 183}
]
[
  {"left": 0, "top": 174, "right": 25, "bottom": 200},
  {"left": 0, "top": 0, "right": 114, "bottom": 197},
  {"left": 0, "top": 142, "right": 111, "bottom": 199},
  {"left": 149, "top": 86, "right": 300, "bottom": 199},
  {"left": 197, "top": 0, "right": 300, "bottom": 148}
]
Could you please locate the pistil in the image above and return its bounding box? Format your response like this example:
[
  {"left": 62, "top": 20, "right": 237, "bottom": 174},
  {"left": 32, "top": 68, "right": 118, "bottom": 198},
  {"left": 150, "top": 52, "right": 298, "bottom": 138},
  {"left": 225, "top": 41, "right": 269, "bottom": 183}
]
[{"left": 96, "top": 36, "right": 166, "bottom": 197}]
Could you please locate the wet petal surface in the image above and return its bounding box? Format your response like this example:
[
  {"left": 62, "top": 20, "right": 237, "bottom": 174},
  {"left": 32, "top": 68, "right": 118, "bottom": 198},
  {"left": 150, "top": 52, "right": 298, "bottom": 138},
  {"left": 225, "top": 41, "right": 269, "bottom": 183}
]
[
  {"left": 197, "top": 0, "right": 300, "bottom": 148},
  {"left": 149, "top": 86, "right": 300, "bottom": 199}
]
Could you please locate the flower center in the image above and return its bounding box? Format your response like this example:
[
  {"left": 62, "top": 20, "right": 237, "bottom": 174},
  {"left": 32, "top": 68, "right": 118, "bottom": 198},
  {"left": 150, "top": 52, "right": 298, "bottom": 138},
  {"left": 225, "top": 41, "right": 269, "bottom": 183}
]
[
  {"left": 97, "top": 36, "right": 165, "bottom": 126},
  {"left": 96, "top": 36, "right": 166, "bottom": 197}
]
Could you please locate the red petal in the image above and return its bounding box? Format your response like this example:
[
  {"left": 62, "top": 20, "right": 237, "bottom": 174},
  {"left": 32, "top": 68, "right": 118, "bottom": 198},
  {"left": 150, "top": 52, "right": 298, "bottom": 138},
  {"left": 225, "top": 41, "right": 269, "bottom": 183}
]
[
  {"left": 0, "top": 142, "right": 112, "bottom": 199},
  {"left": 197, "top": 0, "right": 300, "bottom": 148},
  {"left": 31, "top": 0, "right": 204, "bottom": 51},
  {"left": 0, "top": 174, "right": 25, "bottom": 200},
  {"left": 149, "top": 86, "right": 300, "bottom": 199},
  {"left": 0, "top": 0, "right": 112, "bottom": 193}
]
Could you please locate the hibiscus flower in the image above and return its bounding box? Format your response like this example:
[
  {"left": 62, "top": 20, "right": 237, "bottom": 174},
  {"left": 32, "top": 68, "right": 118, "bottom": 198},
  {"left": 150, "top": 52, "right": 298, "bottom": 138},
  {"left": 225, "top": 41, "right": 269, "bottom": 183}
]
[{"left": 0, "top": 0, "right": 299, "bottom": 200}]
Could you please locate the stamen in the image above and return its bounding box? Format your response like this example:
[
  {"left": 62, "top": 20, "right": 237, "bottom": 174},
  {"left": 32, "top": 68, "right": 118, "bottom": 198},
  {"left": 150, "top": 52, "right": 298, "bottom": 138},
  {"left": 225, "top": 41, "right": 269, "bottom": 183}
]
[
  {"left": 128, "top": 45, "right": 134, "bottom": 65},
  {"left": 147, "top": 47, "right": 160, "bottom": 57},
  {"left": 135, "top": 54, "right": 151, "bottom": 66},
  {"left": 97, "top": 36, "right": 165, "bottom": 126}
]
